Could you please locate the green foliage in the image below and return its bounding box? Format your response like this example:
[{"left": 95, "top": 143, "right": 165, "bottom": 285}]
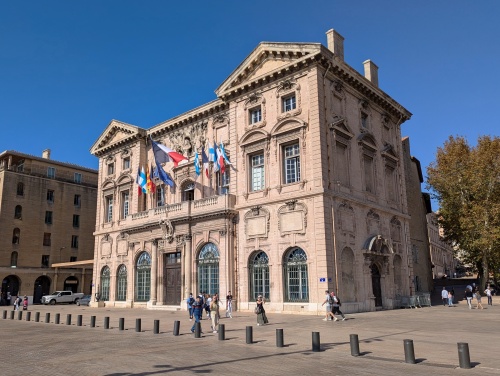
[{"left": 427, "top": 135, "right": 500, "bottom": 286}]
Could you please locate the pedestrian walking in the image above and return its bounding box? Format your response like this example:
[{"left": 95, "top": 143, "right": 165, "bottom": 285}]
[
  {"left": 330, "top": 292, "right": 346, "bottom": 321},
  {"left": 191, "top": 296, "right": 203, "bottom": 333},
  {"left": 186, "top": 293, "right": 195, "bottom": 321},
  {"left": 255, "top": 295, "right": 268, "bottom": 326},
  {"left": 447, "top": 290, "right": 453, "bottom": 307},
  {"left": 321, "top": 290, "right": 332, "bottom": 321},
  {"left": 225, "top": 291, "right": 233, "bottom": 318},
  {"left": 485, "top": 286, "right": 493, "bottom": 306},
  {"left": 6, "top": 292, "right": 11, "bottom": 306},
  {"left": 441, "top": 287, "right": 448, "bottom": 306},
  {"left": 205, "top": 293, "right": 212, "bottom": 319},
  {"left": 22, "top": 296, "right": 28, "bottom": 310},
  {"left": 475, "top": 289, "right": 484, "bottom": 309},
  {"left": 465, "top": 287, "right": 473, "bottom": 309},
  {"left": 13, "top": 295, "right": 21, "bottom": 311},
  {"left": 210, "top": 294, "right": 220, "bottom": 333}
]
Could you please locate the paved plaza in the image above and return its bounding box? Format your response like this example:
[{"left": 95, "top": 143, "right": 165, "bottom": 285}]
[{"left": 1, "top": 297, "right": 499, "bottom": 376}]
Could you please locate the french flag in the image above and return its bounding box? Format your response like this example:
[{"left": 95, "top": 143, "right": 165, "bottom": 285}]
[
  {"left": 151, "top": 138, "right": 187, "bottom": 167},
  {"left": 215, "top": 142, "right": 225, "bottom": 175},
  {"left": 201, "top": 147, "right": 209, "bottom": 178}
]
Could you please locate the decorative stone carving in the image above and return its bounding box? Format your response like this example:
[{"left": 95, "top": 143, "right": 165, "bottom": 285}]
[
  {"left": 244, "top": 206, "right": 270, "bottom": 240},
  {"left": 166, "top": 121, "right": 208, "bottom": 158},
  {"left": 159, "top": 218, "right": 174, "bottom": 243},
  {"left": 277, "top": 200, "right": 307, "bottom": 236}
]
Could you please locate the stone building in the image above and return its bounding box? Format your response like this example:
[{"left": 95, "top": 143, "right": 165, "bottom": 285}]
[
  {"left": 427, "top": 212, "right": 457, "bottom": 278},
  {"left": 0, "top": 149, "right": 97, "bottom": 303},
  {"left": 90, "top": 28, "right": 415, "bottom": 313}
]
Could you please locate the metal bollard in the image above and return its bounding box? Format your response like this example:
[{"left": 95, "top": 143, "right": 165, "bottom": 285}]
[
  {"left": 26, "top": 311, "right": 31, "bottom": 322},
  {"left": 10, "top": 310, "right": 15, "bottom": 320},
  {"left": 104, "top": 316, "right": 110, "bottom": 329},
  {"left": 77, "top": 315, "right": 82, "bottom": 327},
  {"left": 218, "top": 324, "right": 225, "bottom": 341},
  {"left": 276, "top": 328, "right": 284, "bottom": 348},
  {"left": 2, "top": 310, "right": 7, "bottom": 319},
  {"left": 246, "top": 326, "right": 253, "bottom": 344},
  {"left": 312, "top": 332, "right": 321, "bottom": 352},
  {"left": 66, "top": 314, "right": 72, "bottom": 325},
  {"left": 154, "top": 320, "right": 160, "bottom": 334},
  {"left": 350, "top": 334, "right": 360, "bottom": 356},
  {"left": 17, "top": 311, "right": 23, "bottom": 320},
  {"left": 194, "top": 322, "right": 201, "bottom": 338},
  {"left": 35, "top": 312, "right": 40, "bottom": 322},
  {"left": 55, "top": 313, "right": 60, "bottom": 324},
  {"left": 403, "top": 339, "right": 416, "bottom": 364},
  {"left": 119, "top": 318, "right": 124, "bottom": 331},
  {"left": 45, "top": 312, "right": 50, "bottom": 323},
  {"left": 173, "top": 320, "right": 180, "bottom": 336},
  {"left": 136, "top": 318, "right": 141, "bottom": 332},
  {"left": 90, "top": 315, "right": 96, "bottom": 328},
  {"left": 458, "top": 342, "right": 471, "bottom": 369}
]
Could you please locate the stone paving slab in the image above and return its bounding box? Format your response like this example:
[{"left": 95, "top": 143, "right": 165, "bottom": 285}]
[{"left": 1, "top": 299, "right": 499, "bottom": 375}]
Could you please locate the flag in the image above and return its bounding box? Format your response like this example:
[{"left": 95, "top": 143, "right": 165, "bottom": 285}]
[
  {"left": 148, "top": 164, "right": 156, "bottom": 193},
  {"left": 208, "top": 141, "right": 216, "bottom": 163},
  {"left": 219, "top": 141, "right": 232, "bottom": 165},
  {"left": 151, "top": 138, "right": 187, "bottom": 167},
  {"left": 194, "top": 149, "right": 200, "bottom": 177},
  {"left": 155, "top": 161, "right": 175, "bottom": 187},
  {"left": 138, "top": 166, "right": 147, "bottom": 194},
  {"left": 201, "top": 147, "right": 209, "bottom": 178},
  {"left": 212, "top": 141, "right": 220, "bottom": 173},
  {"left": 216, "top": 142, "right": 225, "bottom": 175},
  {"left": 136, "top": 167, "right": 143, "bottom": 196}
]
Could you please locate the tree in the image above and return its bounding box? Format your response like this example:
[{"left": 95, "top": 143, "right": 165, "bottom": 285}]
[{"left": 427, "top": 135, "right": 500, "bottom": 290}]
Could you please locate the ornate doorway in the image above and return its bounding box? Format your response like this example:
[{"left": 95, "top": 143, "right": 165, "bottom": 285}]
[
  {"left": 371, "top": 264, "right": 382, "bottom": 307},
  {"left": 164, "top": 252, "right": 181, "bottom": 305}
]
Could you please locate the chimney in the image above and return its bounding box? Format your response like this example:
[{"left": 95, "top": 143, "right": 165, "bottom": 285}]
[
  {"left": 42, "top": 149, "right": 51, "bottom": 159},
  {"left": 363, "top": 60, "right": 379, "bottom": 87},
  {"left": 326, "top": 29, "right": 344, "bottom": 61}
]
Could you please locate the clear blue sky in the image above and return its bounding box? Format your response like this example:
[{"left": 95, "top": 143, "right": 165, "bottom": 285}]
[{"left": 1, "top": 1, "right": 498, "bottom": 209}]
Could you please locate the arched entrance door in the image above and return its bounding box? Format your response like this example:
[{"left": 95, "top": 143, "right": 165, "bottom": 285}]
[
  {"left": 2, "top": 275, "right": 21, "bottom": 298},
  {"left": 371, "top": 264, "right": 382, "bottom": 307},
  {"left": 33, "top": 276, "right": 51, "bottom": 304},
  {"left": 64, "top": 276, "right": 79, "bottom": 293}
]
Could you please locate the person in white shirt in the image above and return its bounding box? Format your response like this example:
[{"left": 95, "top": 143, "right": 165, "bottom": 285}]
[
  {"left": 441, "top": 287, "right": 449, "bottom": 306},
  {"left": 485, "top": 286, "right": 493, "bottom": 306},
  {"left": 321, "top": 290, "right": 332, "bottom": 321}
]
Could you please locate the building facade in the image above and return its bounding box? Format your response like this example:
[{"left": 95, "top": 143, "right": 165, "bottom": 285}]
[
  {"left": 90, "top": 29, "right": 415, "bottom": 314},
  {"left": 0, "top": 149, "right": 97, "bottom": 302},
  {"left": 427, "top": 212, "right": 457, "bottom": 278}
]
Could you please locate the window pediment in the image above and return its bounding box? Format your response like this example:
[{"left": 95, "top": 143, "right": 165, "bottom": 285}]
[
  {"left": 381, "top": 143, "right": 398, "bottom": 162},
  {"left": 358, "top": 131, "right": 377, "bottom": 152},
  {"left": 271, "top": 117, "right": 307, "bottom": 137},
  {"left": 239, "top": 129, "right": 270, "bottom": 147},
  {"left": 330, "top": 116, "right": 353, "bottom": 140}
]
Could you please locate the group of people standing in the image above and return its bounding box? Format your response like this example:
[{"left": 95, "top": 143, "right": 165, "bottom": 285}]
[
  {"left": 0, "top": 292, "right": 28, "bottom": 310},
  {"left": 187, "top": 291, "right": 233, "bottom": 334},
  {"left": 442, "top": 283, "right": 495, "bottom": 309}
]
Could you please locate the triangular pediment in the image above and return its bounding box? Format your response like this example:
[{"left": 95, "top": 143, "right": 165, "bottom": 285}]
[
  {"left": 215, "top": 42, "right": 322, "bottom": 97},
  {"left": 90, "top": 120, "right": 146, "bottom": 156}
]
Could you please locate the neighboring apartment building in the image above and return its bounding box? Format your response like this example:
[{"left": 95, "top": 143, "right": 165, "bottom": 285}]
[
  {"left": 90, "top": 28, "right": 414, "bottom": 314},
  {"left": 0, "top": 149, "right": 98, "bottom": 302},
  {"left": 402, "top": 137, "right": 433, "bottom": 293},
  {"left": 427, "top": 212, "right": 457, "bottom": 278}
]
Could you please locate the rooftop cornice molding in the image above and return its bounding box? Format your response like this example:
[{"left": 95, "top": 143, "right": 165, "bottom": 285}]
[
  {"left": 0, "top": 150, "right": 98, "bottom": 173},
  {"left": 90, "top": 120, "right": 147, "bottom": 157}
]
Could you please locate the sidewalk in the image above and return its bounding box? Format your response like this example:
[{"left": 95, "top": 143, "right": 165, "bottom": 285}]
[{"left": 1, "top": 299, "right": 499, "bottom": 375}]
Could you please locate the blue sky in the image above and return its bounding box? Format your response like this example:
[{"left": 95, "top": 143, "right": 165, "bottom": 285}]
[{"left": 1, "top": 1, "right": 498, "bottom": 208}]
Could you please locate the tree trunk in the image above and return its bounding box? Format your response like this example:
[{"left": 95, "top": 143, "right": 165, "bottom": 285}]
[{"left": 480, "top": 254, "right": 489, "bottom": 291}]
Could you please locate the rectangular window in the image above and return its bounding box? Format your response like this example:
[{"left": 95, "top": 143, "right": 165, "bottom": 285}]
[
  {"left": 121, "top": 191, "right": 130, "bottom": 219},
  {"left": 363, "top": 155, "right": 374, "bottom": 193},
  {"left": 41, "top": 255, "right": 50, "bottom": 268},
  {"left": 156, "top": 186, "right": 165, "bottom": 207},
  {"left": 123, "top": 157, "right": 130, "bottom": 170},
  {"left": 47, "top": 190, "right": 54, "bottom": 203},
  {"left": 284, "top": 143, "right": 301, "bottom": 184},
  {"left": 74, "top": 194, "right": 81, "bottom": 207},
  {"left": 250, "top": 107, "right": 262, "bottom": 124},
  {"left": 283, "top": 95, "right": 296, "bottom": 112},
  {"left": 70, "top": 256, "right": 77, "bottom": 262},
  {"left": 43, "top": 233, "right": 51, "bottom": 246},
  {"left": 47, "top": 167, "right": 56, "bottom": 179},
  {"left": 73, "top": 214, "right": 80, "bottom": 228},
  {"left": 74, "top": 172, "right": 82, "bottom": 183},
  {"left": 216, "top": 171, "right": 230, "bottom": 195},
  {"left": 71, "top": 235, "right": 79, "bottom": 249},
  {"left": 107, "top": 163, "right": 115, "bottom": 175},
  {"left": 251, "top": 153, "right": 265, "bottom": 191},
  {"left": 105, "top": 196, "right": 113, "bottom": 222},
  {"left": 45, "top": 211, "right": 53, "bottom": 224}
]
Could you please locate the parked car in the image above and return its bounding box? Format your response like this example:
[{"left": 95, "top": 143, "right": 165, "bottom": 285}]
[
  {"left": 41, "top": 291, "right": 85, "bottom": 305},
  {"left": 76, "top": 295, "right": 91, "bottom": 306}
]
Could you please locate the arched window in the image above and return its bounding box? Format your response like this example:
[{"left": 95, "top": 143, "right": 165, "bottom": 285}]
[
  {"left": 182, "top": 181, "right": 195, "bottom": 201},
  {"left": 135, "top": 252, "right": 151, "bottom": 302},
  {"left": 116, "top": 264, "right": 127, "bottom": 301},
  {"left": 14, "top": 205, "right": 22, "bottom": 219},
  {"left": 12, "top": 228, "right": 20, "bottom": 244},
  {"left": 10, "top": 251, "right": 18, "bottom": 267},
  {"left": 100, "top": 266, "right": 110, "bottom": 301},
  {"left": 17, "top": 182, "right": 24, "bottom": 196},
  {"left": 249, "top": 251, "right": 270, "bottom": 301},
  {"left": 283, "top": 247, "right": 308, "bottom": 302},
  {"left": 197, "top": 243, "right": 219, "bottom": 295}
]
